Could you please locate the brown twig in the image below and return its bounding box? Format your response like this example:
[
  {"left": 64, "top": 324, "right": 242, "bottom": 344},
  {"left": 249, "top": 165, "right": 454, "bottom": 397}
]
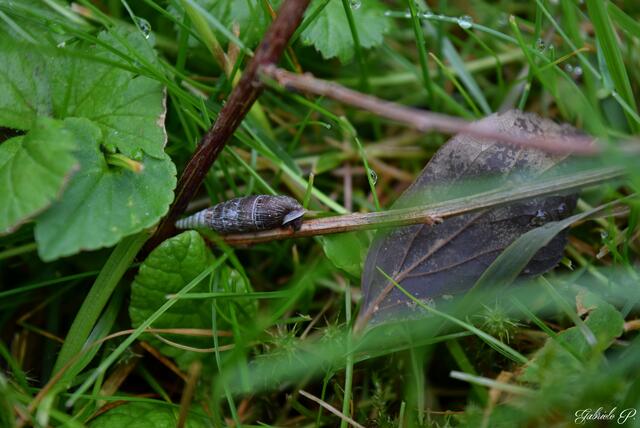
[
  {"left": 299, "top": 389, "right": 365, "bottom": 428},
  {"left": 177, "top": 360, "right": 202, "bottom": 428},
  {"left": 260, "top": 65, "right": 601, "bottom": 155},
  {"left": 145, "top": 0, "right": 312, "bottom": 253},
  {"left": 222, "top": 166, "right": 624, "bottom": 246}
]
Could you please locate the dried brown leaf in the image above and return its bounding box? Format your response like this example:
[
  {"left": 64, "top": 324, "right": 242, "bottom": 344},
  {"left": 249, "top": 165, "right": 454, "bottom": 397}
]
[{"left": 359, "top": 110, "right": 583, "bottom": 325}]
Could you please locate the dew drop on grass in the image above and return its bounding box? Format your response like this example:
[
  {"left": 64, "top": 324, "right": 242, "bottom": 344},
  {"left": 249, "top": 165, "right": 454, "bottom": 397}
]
[
  {"left": 350, "top": 0, "right": 361, "bottom": 10},
  {"left": 369, "top": 169, "right": 378, "bottom": 185},
  {"left": 135, "top": 17, "right": 151, "bottom": 39},
  {"left": 457, "top": 15, "right": 473, "bottom": 29},
  {"left": 50, "top": 22, "right": 65, "bottom": 35},
  {"left": 547, "top": 44, "right": 555, "bottom": 58},
  {"left": 573, "top": 66, "right": 583, "bottom": 79},
  {"left": 536, "top": 38, "right": 546, "bottom": 51}
]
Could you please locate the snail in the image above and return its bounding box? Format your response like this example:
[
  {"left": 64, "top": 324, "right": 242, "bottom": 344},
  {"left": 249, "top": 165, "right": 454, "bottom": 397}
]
[{"left": 175, "top": 195, "right": 305, "bottom": 234}]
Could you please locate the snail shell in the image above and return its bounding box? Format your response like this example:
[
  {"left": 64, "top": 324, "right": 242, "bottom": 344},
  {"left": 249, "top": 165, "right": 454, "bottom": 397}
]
[{"left": 175, "top": 195, "right": 305, "bottom": 234}]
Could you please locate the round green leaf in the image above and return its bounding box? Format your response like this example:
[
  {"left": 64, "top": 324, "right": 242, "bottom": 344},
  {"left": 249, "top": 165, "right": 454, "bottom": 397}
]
[
  {"left": 0, "top": 29, "right": 167, "bottom": 159},
  {"left": 319, "top": 232, "right": 369, "bottom": 277},
  {"left": 129, "top": 231, "right": 215, "bottom": 364},
  {"left": 301, "top": 0, "right": 389, "bottom": 63},
  {"left": 0, "top": 118, "right": 77, "bottom": 234},
  {"left": 34, "top": 118, "right": 176, "bottom": 261},
  {"left": 129, "top": 231, "right": 256, "bottom": 368},
  {"left": 88, "top": 402, "right": 209, "bottom": 428}
]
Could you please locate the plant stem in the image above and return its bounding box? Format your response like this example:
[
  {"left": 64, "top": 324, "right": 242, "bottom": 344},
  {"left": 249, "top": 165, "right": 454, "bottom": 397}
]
[
  {"left": 406, "top": 0, "right": 434, "bottom": 104},
  {"left": 261, "top": 65, "right": 606, "bottom": 155},
  {"left": 221, "top": 166, "right": 624, "bottom": 246},
  {"left": 0, "top": 242, "right": 37, "bottom": 261},
  {"left": 145, "top": 0, "right": 312, "bottom": 253}
]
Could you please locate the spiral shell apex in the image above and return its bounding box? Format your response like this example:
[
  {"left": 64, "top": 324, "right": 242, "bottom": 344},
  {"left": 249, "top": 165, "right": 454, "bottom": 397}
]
[{"left": 175, "top": 195, "right": 305, "bottom": 234}]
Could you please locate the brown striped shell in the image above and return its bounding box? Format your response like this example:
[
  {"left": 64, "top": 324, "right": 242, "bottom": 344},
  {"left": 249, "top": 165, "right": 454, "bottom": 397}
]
[{"left": 175, "top": 195, "right": 305, "bottom": 234}]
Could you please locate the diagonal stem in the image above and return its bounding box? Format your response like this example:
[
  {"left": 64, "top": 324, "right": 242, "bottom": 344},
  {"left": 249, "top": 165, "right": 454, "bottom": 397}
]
[
  {"left": 145, "top": 0, "right": 312, "bottom": 253},
  {"left": 260, "top": 65, "right": 604, "bottom": 155}
]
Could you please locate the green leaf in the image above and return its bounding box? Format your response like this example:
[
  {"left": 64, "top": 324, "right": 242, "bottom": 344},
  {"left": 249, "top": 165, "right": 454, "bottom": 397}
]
[
  {"left": 66, "top": 30, "right": 168, "bottom": 159},
  {"left": 0, "top": 118, "right": 77, "bottom": 234},
  {"left": 0, "top": 374, "right": 16, "bottom": 428},
  {"left": 0, "top": 28, "right": 176, "bottom": 260},
  {"left": 301, "top": 0, "right": 389, "bottom": 63},
  {"left": 212, "top": 264, "right": 257, "bottom": 330},
  {"left": 34, "top": 118, "right": 175, "bottom": 261},
  {"left": 473, "top": 202, "right": 616, "bottom": 291},
  {"left": 0, "top": 29, "right": 167, "bottom": 159},
  {"left": 520, "top": 290, "right": 623, "bottom": 384},
  {"left": 130, "top": 231, "right": 214, "bottom": 365},
  {"left": 129, "top": 232, "right": 256, "bottom": 367},
  {"left": 87, "top": 401, "right": 209, "bottom": 428},
  {"left": 130, "top": 232, "right": 257, "bottom": 368},
  {"left": 319, "top": 232, "right": 368, "bottom": 277}
]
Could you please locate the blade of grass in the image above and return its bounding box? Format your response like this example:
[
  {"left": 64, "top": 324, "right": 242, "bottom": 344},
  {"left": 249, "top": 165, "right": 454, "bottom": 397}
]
[
  {"left": 473, "top": 197, "right": 633, "bottom": 292},
  {"left": 449, "top": 371, "right": 535, "bottom": 396},
  {"left": 52, "top": 232, "right": 149, "bottom": 376},
  {"left": 210, "top": 268, "right": 240, "bottom": 428},
  {"left": 538, "top": 277, "right": 596, "bottom": 347},
  {"left": 66, "top": 256, "right": 227, "bottom": 407},
  {"left": 340, "top": 281, "right": 354, "bottom": 428},
  {"left": 446, "top": 340, "right": 489, "bottom": 405},
  {"left": 429, "top": 52, "right": 481, "bottom": 116},
  {"left": 339, "top": 0, "right": 382, "bottom": 139},
  {"left": 406, "top": 0, "right": 434, "bottom": 104},
  {"left": 585, "top": 0, "right": 638, "bottom": 132},
  {"left": 607, "top": 3, "right": 640, "bottom": 39},
  {"left": 377, "top": 268, "right": 529, "bottom": 365}
]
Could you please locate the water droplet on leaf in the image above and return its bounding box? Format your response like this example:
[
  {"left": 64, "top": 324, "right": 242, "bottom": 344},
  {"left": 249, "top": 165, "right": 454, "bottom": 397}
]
[
  {"left": 350, "top": 0, "right": 361, "bottom": 10},
  {"left": 50, "top": 22, "right": 65, "bottom": 35},
  {"left": 135, "top": 17, "right": 151, "bottom": 39},
  {"left": 457, "top": 15, "right": 473, "bottom": 29},
  {"left": 557, "top": 202, "right": 568, "bottom": 215},
  {"left": 547, "top": 44, "right": 555, "bottom": 58},
  {"left": 530, "top": 209, "right": 549, "bottom": 226},
  {"left": 132, "top": 148, "right": 144, "bottom": 161},
  {"left": 536, "top": 38, "right": 546, "bottom": 51}
]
